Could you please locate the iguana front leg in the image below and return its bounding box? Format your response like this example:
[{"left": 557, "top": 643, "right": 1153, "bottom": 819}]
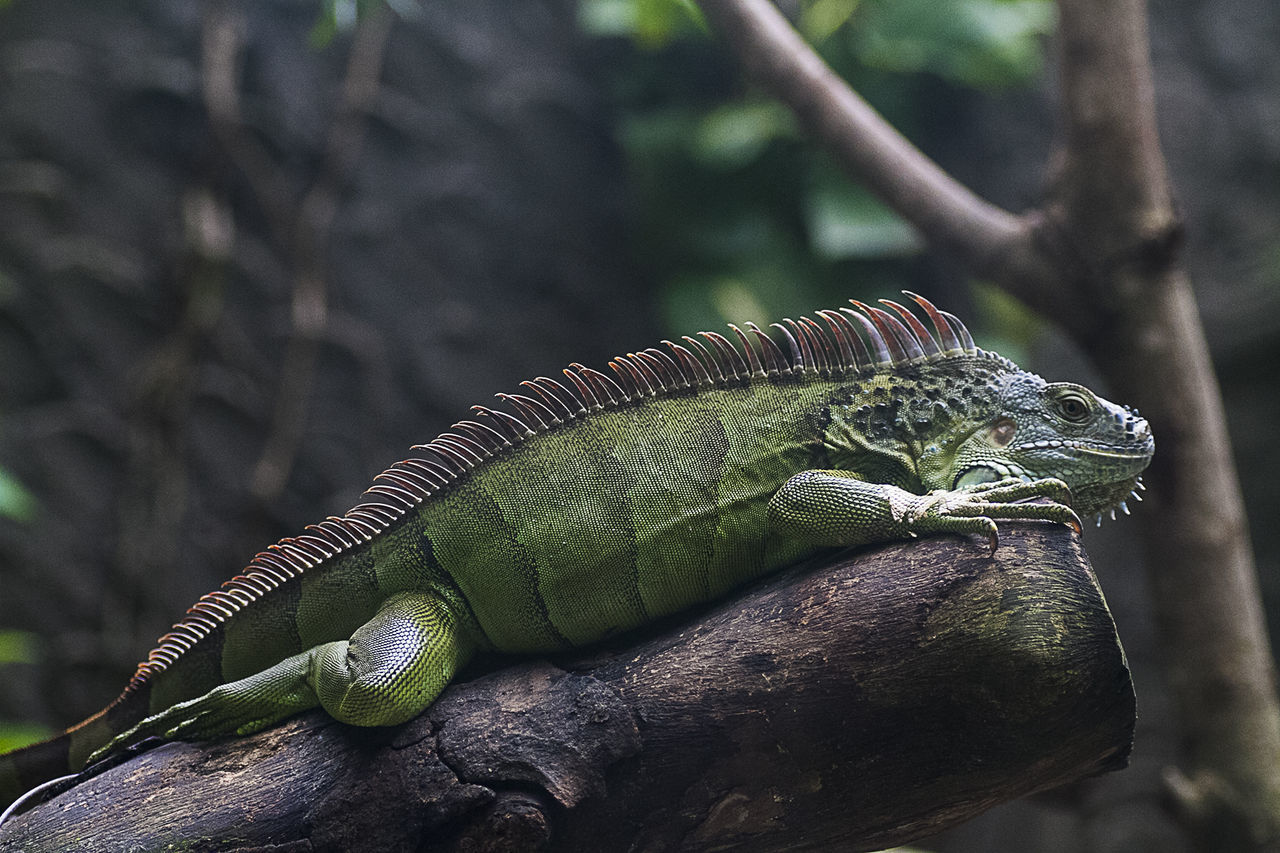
[
  {"left": 89, "top": 591, "right": 475, "bottom": 763},
  {"left": 767, "top": 470, "right": 1081, "bottom": 553}
]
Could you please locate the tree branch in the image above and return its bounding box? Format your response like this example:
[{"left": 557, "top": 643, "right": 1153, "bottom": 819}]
[
  {"left": 694, "top": 0, "right": 1054, "bottom": 288},
  {"left": 1053, "top": 0, "right": 1178, "bottom": 277},
  {"left": 1050, "top": 3, "right": 1280, "bottom": 846},
  {"left": 0, "top": 521, "right": 1134, "bottom": 852}
]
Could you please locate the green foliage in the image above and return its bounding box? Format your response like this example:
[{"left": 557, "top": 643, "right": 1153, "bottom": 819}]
[
  {"left": 0, "top": 632, "right": 50, "bottom": 752},
  {"left": 578, "top": 0, "right": 708, "bottom": 47},
  {"left": 310, "top": 0, "right": 404, "bottom": 46},
  {"left": 842, "top": 0, "right": 1055, "bottom": 90},
  {"left": 312, "top": 0, "right": 356, "bottom": 45},
  {"left": 0, "top": 631, "right": 38, "bottom": 666},
  {"left": 578, "top": 0, "right": 1053, "bottom": 331},
  {"left": 0, "top": 724, "right": 51, "bottom": 754},
  {"left": 0, "top": 467, "right": 36, "bottom": 523},
  {"left": 971, "top": 280, "right": 1040, "bottom": 365},
  {"left": 806, "top": 170, "right": 923, "bottom": 260}
]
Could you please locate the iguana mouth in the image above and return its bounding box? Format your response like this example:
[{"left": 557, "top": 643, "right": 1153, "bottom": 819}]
[{"left": 1012, "top": 440, "right": 1151, "bottom": 461}]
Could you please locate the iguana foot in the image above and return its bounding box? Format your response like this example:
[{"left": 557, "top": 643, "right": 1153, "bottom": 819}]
[
  {"left": 902, "top": 477, "right": 1081, "bottom": 553},
  {"left": 88, "top": 592, "right": 474, "bottom": 764},
  {"left": 768, "top": 470, "right": 1081, "bottom": 555},
  {"left": 87, "top": 647, "right": 323, "bottom": 764}
]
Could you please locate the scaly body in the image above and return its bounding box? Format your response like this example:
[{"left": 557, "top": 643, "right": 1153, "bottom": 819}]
[{"left": 0, "top": 294, "right": 1153, "bottom": 811}]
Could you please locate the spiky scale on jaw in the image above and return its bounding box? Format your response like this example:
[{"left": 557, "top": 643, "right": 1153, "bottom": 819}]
[{"left": 0, "top": 293, "right": 1154, "bottom": 814}]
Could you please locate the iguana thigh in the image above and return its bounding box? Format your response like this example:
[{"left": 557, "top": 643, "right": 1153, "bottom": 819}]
[{"left": 91, "top": 591, "right": 474, "bottom": 762}]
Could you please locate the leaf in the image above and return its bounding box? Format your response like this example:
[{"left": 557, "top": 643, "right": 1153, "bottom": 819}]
[
  {"left": 801, "top": 0, "right": 862, "bottom": 43},
  {"left": 578, "top": 0, "right": 707, "bottom": 47},
  {"left": 850, "top": 0, "right": 1055, "bottom": 90},
  {"left": 0, "top": 630, "right": 40, "bottom": 665},
  {"left": 0, "top": 724, "right": 54, "bottom": 753},
  {"left": 309, "top": 0, "right": 402, "bottom": 48},
  {"left": 0, "top": 468, "right": 37, "bottom": 523},
  {"left": 806, "top": 181, "right": 922, "bottom": 259},
  {"left": 309, "top": 0, "right": 348, "bottom": 47},
  {"left": 693, "top": 100, "right": 797, "bottom": 168}
]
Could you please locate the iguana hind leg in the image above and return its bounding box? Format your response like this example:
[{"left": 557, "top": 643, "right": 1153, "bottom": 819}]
[
  {"left": 312, "top": 590, "right": 475, "bottom": 727},
  {"left": 90, "top": 591, "right": 474, "bottom": 763}
]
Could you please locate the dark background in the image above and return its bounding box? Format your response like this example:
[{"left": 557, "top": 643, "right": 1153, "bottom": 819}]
[{"left": 0, "top": 0, "right": 1276, "bottom": 850}]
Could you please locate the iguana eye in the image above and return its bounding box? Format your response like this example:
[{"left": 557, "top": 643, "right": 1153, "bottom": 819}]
[{"left": 1053, "top": 392, "right": 1092, "bottom": 423}]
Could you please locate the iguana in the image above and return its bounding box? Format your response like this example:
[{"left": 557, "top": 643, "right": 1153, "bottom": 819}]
[{"left": 0, "top": 293, "right": 1153, "bottom": 814}]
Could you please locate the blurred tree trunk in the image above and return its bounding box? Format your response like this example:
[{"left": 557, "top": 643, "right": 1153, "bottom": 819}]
[{"left": 694, "top": 0, "right": 1280, "bottom": 848}]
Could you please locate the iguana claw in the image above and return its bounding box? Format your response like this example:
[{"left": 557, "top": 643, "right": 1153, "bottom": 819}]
[{"left": 905, "top": 477, "right": 1082, "bottom": 555}]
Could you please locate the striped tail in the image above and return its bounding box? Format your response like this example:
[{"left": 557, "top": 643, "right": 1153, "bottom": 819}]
[
  {"left": 0, "top": 732, "right": 80, "bottom": 814},
  {"left": 0, "top": 686, "right": 153, "bottom": 811}
]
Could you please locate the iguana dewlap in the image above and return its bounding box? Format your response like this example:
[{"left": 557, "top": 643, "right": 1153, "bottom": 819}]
[{"left": 0, "top": 293, "right": 1153, "bottom": 811}]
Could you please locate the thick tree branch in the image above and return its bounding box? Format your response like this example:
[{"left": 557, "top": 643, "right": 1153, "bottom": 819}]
[
  {"left": 0, "top": 522, "right": 1134, "bottom": 852},
  {"left": 1051, "top": 3, "right": 1280, "bottom": 846},
  {"left": 1054, "top": 0, "right": 1178, "bottom": 277},
  {"left": 1113, "top": 279, "right": 1280, "bottom": 850},
  {"left": 694, "top": 0, "right": 1054, "bottom": 289}
]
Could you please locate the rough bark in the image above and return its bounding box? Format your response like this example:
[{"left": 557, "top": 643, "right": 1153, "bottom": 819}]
[
  {"left": 0, "top": 521, "right": 1134, "bottom": 852},
  {"left": 1051, "top": 4, "right": 1280, "bottom": 846},
  {"left": 693, "top": 0, "right": 1280, "bottom": 847}
]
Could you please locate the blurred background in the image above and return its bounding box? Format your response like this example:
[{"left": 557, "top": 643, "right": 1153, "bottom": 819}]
[{"left": 0, "top": 0, "right": 1276, "bottom": 849}]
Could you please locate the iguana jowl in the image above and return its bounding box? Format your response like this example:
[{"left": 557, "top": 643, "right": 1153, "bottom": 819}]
[{"left": 0, "top": 293, "right": 1154, "bottom": 810}]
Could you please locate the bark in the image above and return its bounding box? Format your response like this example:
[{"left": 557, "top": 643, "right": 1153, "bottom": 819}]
[
  {"left": 1051, "top": 6, "right": 1280, "bottom": 846},
  {"left": 0, "top": 521, "right": 1133, "bottom": 852},
  {"left": 694, "top": 0, "right": 1280, "bottom": 847}
]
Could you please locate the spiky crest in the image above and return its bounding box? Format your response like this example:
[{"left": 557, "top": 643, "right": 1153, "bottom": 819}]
[{"left": 126, "top": 293, "right": 1008, "bottom": 690}]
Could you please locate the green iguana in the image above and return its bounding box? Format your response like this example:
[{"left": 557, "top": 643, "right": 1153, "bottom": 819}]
[{"left": 0, "top": 293, "right": 1153, "bottom": 814}]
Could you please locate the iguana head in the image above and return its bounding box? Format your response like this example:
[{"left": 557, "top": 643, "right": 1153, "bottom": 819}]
[{"left": 941, "top": 373, "right": 1154, "bottom": 522}]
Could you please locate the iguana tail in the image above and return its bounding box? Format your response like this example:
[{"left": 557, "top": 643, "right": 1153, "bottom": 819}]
[
  {"left": 0, "top": 687, "right": 151, "bottom": 812},
  {"left": 0, "top": 732, "right": 79, "bottom": 815}
]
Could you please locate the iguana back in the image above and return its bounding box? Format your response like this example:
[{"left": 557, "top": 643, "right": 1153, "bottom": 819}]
[{"left": 0, "top": 294, "right": 1154, "bottom": 813}]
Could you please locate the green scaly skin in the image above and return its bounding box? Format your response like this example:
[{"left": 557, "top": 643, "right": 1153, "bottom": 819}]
[{"left": 0, "top": 294, "right": 1154, "bottom": 813}]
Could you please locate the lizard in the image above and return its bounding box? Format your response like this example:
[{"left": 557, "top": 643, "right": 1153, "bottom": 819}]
[{"left": 0, "top": 292, "right": 1153, "bottom": 814}]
